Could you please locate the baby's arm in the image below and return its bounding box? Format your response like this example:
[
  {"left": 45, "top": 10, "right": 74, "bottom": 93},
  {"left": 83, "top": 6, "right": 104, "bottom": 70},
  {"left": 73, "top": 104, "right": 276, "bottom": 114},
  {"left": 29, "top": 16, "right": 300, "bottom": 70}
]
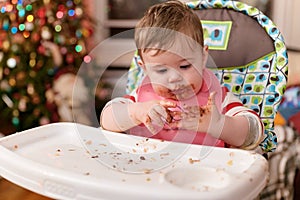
[
  {"left": 100, "top": 97, "right": 176, "bottom": 133},
  {"left": 217, "top": 92, "right": 264, "bottom": 149}
]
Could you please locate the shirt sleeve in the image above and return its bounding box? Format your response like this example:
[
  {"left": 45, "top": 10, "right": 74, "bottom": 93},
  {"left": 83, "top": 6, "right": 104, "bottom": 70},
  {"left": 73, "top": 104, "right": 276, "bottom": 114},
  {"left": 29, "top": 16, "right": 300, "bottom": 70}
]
[
  {"left": 102, "top": 88, "right": 138, "bottom": 110},
  {"left": 100, "top": 91, "right": 137, "bottom": 129},
  {"left": 221, "top": 91, "right": 264, "bottom": 150}
]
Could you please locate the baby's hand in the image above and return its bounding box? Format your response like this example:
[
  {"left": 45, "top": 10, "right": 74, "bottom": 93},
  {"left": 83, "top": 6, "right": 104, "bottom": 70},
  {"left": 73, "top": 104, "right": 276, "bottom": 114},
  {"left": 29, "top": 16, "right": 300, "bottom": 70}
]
[
  {"left": 134, "top": 100, "right": 176, "bottom": 134},
  {"left": 168, "top": 92, "right": 222, "bottom": 133}
]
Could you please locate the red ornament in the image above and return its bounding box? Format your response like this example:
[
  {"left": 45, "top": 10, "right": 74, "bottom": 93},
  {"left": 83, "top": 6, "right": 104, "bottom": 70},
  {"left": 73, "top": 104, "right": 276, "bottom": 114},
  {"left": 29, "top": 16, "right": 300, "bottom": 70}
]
[
  {"left": 37, "top": 45, "right": 46, "bottom": 54},
  {"left": 66, "top": 54, "right": 74, "bottom": 64},
  {"left": 37, "top": 8, "right": 46, "bottom": 18},
  {"left": 31, "top": 32, "right": 40, "bottom": 42}
]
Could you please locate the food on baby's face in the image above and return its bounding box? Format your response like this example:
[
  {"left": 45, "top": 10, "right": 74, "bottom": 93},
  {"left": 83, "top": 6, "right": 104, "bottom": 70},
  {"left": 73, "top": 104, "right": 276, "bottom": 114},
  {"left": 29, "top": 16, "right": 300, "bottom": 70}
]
[
  {"left": 171, "top": 85, "right": 196, "bottom": 100},
  {"left": 154, "top": 84, "right": 195, "bottom": 100}
]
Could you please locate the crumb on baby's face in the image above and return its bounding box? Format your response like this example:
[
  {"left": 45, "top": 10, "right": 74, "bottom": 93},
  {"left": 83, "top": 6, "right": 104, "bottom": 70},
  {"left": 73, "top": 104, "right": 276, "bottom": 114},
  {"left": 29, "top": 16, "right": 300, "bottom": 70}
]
[{"left": 152, "top": 83, "right": 197, "bottom": 100}]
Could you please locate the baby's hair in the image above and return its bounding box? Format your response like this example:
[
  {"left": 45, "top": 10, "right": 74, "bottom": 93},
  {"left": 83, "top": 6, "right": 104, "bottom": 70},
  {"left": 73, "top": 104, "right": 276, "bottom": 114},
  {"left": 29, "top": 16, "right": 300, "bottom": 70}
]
[{"left": 135, "top": 0, "right": 204, "bottom": 57}]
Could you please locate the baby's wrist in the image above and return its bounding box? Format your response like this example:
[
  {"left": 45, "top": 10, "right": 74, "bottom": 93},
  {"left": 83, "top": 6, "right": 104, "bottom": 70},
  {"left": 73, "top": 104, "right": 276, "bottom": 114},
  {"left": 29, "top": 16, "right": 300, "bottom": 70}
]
[
  {"left": 206, "top": 115, "right": 226, "bottom": 139},
  {"left": 128, "top": 103, "right": 143, "bottom": 126}
]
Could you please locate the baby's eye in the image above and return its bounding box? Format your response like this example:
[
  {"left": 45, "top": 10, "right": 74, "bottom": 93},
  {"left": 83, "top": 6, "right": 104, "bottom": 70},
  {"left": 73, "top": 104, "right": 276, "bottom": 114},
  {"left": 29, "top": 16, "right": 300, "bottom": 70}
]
[
  {"left": 155, "top": 68, "right": 168, "bottom": 74},
  {"left": 180, "top": 64, "right": 192, "bottom": 70}
]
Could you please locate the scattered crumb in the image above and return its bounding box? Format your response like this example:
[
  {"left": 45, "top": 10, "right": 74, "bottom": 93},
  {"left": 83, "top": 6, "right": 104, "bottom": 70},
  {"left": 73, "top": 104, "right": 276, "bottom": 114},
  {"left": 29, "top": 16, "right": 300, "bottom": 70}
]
[
  {"left": 189, "top": 158, "right": 200, "bottom": 164},
  {"left": 140, "top": 156, "right": 146, "bottom": 160},
  {"left": 143, "top": 148, "right": 148, "bottom": 153},
  {"left": 128, "top": 159, "right": 133, "bottom": 164},
  {"left": 146, "top": 177, "right": 151, "bottom": 182},
  {"left": 86, "top": 140, "right": 92, "bottom": 145},
  {"left": 151, "top": 157, "right": 156, "bottom": 161},
  {"left": 68, "top": 149, "right": 75, "bottom": 151},
  {"left": 91, "top": 155, "right": 99, "bottom": 158},
  {"left": 160, "top": 153, "right": 170, "bottom": 157},
  {"left": 84, "top": 172, "right": 90, "bottom": 176},
  {"left": 143, "top": 169, "right": 152, "bottom": 174},
  {"left": 227, "top": 160, "right": 233, "bottom": 166},
  {"left": 14, "top": 145, "right": 18, "bottom": 149}
]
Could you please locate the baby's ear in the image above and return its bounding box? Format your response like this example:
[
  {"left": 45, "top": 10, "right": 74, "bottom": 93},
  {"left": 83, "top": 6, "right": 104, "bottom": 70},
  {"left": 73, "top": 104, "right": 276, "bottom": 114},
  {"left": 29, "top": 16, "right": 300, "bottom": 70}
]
[
  {"left": 202, "top": 45, "right": 209, "bottom": 66},
  {"left": 137, "top": 58, "right": 146, "bottom": 70},
  {"left": 203, "top": 45, "right": 209, "bottom": 52}
]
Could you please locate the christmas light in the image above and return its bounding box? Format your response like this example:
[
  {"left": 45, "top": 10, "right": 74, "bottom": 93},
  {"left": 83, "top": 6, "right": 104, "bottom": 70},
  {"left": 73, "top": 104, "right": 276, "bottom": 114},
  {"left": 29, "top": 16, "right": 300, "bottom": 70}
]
[
  {"left": 75, "top": 44, "right": 82, "bottom": 52},
  {"left": 56, "top": 11, "right": 64, "bottom": 19},
  {"left": 68, "top": 9, "right": 75, "bottom": 17},
  {"left": 83, "top": 55, "right": 91, "bottom": 63},
  {"left": 23, "top": 31, "right": 30, "bottom": 38},
  {"left": 26, "top": 14, "right": 34, "bottom": 22},
  {"left": 1, "top": 7, "right": 6, "bottom": 13},
  {"left": 18, "top": 23, "right": 25, "bottom": 31},
  {"left": 55, "top": 24, "right": 62, "bottom": 32},
  {"left": 11, "top": 26, "right": 18, "bottom": 34},
  {"left": 7, "top": 58, "right": 17, "bottom": 68},
  {"left": 6, "top": 4, "right": 13, "bottom": 12},
  {"left": 25, "top": 5, "right": 32, "bottom": 11},
  {"left": 18, "top": 8, "right": 25, "bottom": 17}
]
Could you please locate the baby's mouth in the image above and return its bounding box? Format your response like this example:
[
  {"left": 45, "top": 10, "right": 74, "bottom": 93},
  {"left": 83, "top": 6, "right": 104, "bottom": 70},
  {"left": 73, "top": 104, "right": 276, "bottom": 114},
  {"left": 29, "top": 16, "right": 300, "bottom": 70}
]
[
  {"left": 172, "top": 88, "right": 185, "bottom": 95},
  {"left": 169, "top": 86, "right": 194, "bottom": 100},
  {"left": 171, "top": 85, "right": 194, "bottom": 95}
]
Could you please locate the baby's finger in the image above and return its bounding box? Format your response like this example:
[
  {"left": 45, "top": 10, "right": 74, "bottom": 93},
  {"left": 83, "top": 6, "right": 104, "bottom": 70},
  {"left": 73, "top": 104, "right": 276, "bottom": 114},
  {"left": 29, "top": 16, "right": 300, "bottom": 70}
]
[
  {"left": 144, "top": 116, "right": 162, "bottom": 134},
  {"left": 169, "top": 110, "right": 182, "bottom": 121},
  {"left": 153, "top": 104, "right": 169, "bottom": 122},
  {"left": 159, "top": 100, "right": 177, "bottom": 108},
  {"left": 148, "top": 106, "right": 165, "bottom": 127}
]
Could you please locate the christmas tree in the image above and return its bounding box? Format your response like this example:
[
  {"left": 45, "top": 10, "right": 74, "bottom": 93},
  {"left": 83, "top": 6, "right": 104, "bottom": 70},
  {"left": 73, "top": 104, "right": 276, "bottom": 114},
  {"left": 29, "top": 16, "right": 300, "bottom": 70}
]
[{"left": 0, "top": 0, "right": 93, "bottom": 132}]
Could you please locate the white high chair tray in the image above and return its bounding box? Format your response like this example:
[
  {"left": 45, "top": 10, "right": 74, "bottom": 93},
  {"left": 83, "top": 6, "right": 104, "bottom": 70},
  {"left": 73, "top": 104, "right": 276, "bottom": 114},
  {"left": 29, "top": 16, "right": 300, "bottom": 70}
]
[{"left": 0, "top": 122, "right": 268, "bottom": 200}]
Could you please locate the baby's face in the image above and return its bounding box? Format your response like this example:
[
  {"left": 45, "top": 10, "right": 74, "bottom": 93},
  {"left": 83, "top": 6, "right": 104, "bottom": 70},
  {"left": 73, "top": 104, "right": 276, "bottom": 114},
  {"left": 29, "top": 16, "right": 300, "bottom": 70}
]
[{"left": 141, "top": 50, "right": 206, "bottom": 100}]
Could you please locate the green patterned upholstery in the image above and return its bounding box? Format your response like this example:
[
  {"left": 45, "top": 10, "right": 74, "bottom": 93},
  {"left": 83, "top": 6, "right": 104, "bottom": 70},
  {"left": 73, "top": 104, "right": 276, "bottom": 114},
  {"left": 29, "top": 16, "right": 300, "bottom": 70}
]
[{"left": 126, "top": 0, "right": 288, "bottom": 153}]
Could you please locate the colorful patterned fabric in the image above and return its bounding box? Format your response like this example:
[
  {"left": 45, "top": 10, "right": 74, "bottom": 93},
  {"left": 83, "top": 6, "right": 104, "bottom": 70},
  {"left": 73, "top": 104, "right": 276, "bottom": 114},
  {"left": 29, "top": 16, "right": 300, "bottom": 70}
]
[
  {"left": 202, "top": 20, "right": 232, "bottom": 50},
  {"left": 126, "top": 0, "right": 288, "bottom": 153}
]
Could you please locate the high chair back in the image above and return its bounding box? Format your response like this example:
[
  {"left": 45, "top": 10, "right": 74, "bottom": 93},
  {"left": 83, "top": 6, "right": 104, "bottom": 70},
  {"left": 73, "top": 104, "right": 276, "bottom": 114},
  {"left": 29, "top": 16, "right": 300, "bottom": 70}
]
[{"left": 126, "top": 0, "right": 288, "bottom": 153}]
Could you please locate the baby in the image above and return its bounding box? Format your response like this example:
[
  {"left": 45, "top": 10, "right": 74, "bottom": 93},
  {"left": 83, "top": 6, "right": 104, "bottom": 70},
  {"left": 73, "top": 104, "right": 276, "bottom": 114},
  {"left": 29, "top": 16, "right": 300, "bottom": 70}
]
[{"left": 100, "top": 0, "right": 263, "bottom": 149}]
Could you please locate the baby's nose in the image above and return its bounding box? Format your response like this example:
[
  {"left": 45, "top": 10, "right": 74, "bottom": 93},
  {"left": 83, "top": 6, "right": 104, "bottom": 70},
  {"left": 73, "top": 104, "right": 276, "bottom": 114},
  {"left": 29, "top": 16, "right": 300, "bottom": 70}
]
[{"left": 168, "top": 70, "right": 182, "bottom": 83}]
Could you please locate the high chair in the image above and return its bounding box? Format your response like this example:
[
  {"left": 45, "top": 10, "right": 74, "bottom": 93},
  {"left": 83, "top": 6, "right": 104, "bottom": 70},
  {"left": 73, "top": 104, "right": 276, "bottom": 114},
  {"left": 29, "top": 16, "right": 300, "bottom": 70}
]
[
  {"left": 0, "top": 1, "right": 295, "bottom": 200},
  {"left": 127, "top": 0, "right": 288, "bottom": 154},
  {"left": 126, "top": 0, "right": 297, "bottom": 199}
]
